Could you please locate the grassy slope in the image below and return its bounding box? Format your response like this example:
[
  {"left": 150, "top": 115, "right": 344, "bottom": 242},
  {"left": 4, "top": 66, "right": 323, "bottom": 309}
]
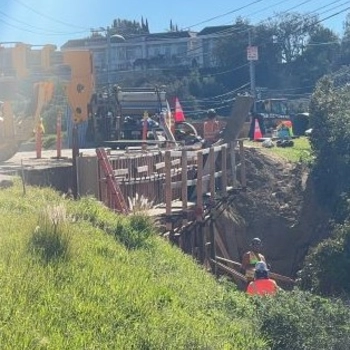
[
  {"left": 0, "top": 183, "right": 266, "bottom": 349},
  {"left": 247, "top": 137, "right": 312, "bottom": 163}
]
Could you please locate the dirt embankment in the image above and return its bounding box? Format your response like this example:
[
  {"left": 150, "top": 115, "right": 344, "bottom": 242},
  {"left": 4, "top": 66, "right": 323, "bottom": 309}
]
[{"left": 217, "top": 147, "right": 331, "bottom": 277}]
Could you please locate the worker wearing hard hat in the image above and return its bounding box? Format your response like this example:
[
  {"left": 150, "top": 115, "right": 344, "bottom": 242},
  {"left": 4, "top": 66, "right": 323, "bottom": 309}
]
[
  {"left": 246, "top": 261, "right": 280, "bottom": 295},
  {"left": 241, "top": 238, "right": 266, "bottom": 283}
]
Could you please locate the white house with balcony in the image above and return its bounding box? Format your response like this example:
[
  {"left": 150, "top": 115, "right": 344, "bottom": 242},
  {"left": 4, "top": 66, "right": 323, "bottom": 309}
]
[{"left": 60, "top": 25, "right": 233, "bottom": 85}]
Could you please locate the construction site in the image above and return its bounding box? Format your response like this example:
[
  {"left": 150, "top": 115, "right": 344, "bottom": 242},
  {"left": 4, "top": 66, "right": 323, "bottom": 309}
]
[{"left": 0, "top": 42, "right": 319, "bottom": 290}]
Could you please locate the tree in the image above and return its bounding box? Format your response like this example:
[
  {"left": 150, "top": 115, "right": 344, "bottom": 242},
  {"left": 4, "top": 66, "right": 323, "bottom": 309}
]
[
  {"left": 340, "top": 12, "right": 350, "bottom": 65},
  {"left": 309, "top": 68, "right": 350, "bottom": 216},
  {"left": 111, "top": 18, "right": 149, "bottom": 35},
  {"left": 268, "top": 12, "right": 319, "bottom": 64},
  {"left": 295, "top": 26, "right": 340, "bottom": 92},
  {"left": 214, "top": 19, "right": 251, "bottom": 90}
]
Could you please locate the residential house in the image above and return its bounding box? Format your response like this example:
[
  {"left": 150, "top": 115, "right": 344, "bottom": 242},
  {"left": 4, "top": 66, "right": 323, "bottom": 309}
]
[{"left": 60, "top": 25, "right": 234, "bottom": 85}]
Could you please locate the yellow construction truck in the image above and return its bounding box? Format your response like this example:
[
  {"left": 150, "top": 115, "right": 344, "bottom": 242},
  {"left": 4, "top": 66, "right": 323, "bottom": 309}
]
[{"left": 0, "top": 43, "right": 94, "bottom": 161}]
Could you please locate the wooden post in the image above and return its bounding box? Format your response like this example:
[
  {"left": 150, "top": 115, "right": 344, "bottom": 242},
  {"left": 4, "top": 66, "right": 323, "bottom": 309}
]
[
  {"left": 209, "top": 217, "right": 216, "bottom": 272},
  {"left": 221, "top": 145, "right": 227, "bottom": 196},
  {"left": 181, "top": 149, "right": 188, "bottom": 225},
  {"left": 209, "top": 147, "right": 215, "bottom": 199},
  {"left": 142, "top": 111, "right": 148, "bottom": 151},
  {"left": 35, "top": 120, "right": 44, "bottom": 159},
  {"left": 230, "top": 141, "right": 237, "bottom": 188},
  {"left": 239, "top": 140, "right": 247, "bottom": 189},
  {"left": 209, "top": 217, "right": 215, "bottom": 259},
  {"left": 165, "top": 150, "right": 172, "bottom": 232},
  {"left": 196, "top": 150, "right": 204, "bottom": 218},
  {"left": 56, "top": 110, "right": 62, "bottom": 159},
  {"left": 71, "top": 123, "right": 79, "bottom": 199},
  {"left": 196, "top": 151, "right": 205, "bottom": 262}
]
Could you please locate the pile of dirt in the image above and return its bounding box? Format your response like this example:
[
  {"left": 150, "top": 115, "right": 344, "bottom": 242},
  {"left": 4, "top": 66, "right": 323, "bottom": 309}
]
[{"left": 217, "top": 146, "right": 331, "bottom": 277}]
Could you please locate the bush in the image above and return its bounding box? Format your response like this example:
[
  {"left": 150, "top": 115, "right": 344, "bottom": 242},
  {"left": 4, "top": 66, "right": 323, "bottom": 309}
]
[
  {"left": 113, "top": 214, "right": 154, "bottom": 249},
  {"left": 297, "top": 223, "right": 350, "bottom": 296},
  {"left": 28, "top": 205, "right": 71, "bottom": 264},
  {"left": 253, "top": 289, "right": 350, "bottom": 350}
]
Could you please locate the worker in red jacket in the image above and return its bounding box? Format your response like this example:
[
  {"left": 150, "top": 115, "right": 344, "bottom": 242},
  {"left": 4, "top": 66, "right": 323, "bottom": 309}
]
[{"left": 246, "top": 261, "right": 280, "bottom": 296}]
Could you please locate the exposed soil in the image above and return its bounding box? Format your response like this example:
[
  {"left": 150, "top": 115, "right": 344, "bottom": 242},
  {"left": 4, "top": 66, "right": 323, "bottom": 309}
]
[{"left": 217, "top": 146, "right": 331, "bottom": 277}]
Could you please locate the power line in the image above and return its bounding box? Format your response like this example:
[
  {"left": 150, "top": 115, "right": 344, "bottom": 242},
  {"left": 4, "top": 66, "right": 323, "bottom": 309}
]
[
  {"left": 0, "top": 10, "right": 88, "bottom": 35},
  {"left": 12, "top": 0, "right": 90, "bottom": 30},
  {"left": 183, "top": 0, "right": 264, "bottom": 29}
]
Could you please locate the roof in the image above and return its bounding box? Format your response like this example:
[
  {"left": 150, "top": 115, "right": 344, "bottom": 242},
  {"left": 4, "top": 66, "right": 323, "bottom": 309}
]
[
  {"left": 144, "top": 31, "right": 196, "bottom": 41},
  {"left": 61, "top": 37, "right": 104, "bottom": 49},
  {"left": 197, "top": 25, "right": 234, "bottom": 36},
  {"left": 61, "top": 31, "right": 196, "bottom": 49}
]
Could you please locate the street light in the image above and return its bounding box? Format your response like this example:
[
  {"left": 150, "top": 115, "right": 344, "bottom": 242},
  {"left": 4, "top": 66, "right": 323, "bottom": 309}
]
[
  {"left": 104, "top": 27, "right": 125, "bottom": 88},
  {"left": 90, "top": 27, "right": 125, "bottom": 87}
]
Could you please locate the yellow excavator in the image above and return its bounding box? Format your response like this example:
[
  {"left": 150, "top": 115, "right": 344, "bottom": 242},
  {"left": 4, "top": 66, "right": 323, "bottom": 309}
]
[{"left": 0, "top": 43, "right": 94, "bottom": 162}]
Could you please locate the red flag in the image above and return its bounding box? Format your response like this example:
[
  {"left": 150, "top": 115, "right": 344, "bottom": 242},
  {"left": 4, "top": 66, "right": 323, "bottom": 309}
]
[{"left": 174, "top": 97, "right": 185, "bottom": 123}]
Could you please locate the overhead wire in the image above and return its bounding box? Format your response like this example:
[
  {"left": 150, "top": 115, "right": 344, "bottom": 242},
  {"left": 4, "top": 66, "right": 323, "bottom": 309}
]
[
  {"left": 154, "top": 0, "right": 336, "bottom": 64},
  {"left": 11, "top": 0, "right": 89, "bottom": 30},
  {"left": 0, "top": 10, "right": 88, "bottom": 36},
  {"left": 104, "top": 1, "right": 350, "bottom": 106},
  {"left": 183, "top": 0, "right": 264, "bottom": 29}
]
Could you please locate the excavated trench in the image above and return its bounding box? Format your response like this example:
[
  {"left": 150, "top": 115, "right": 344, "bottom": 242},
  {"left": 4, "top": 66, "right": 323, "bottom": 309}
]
[{"left": 216, "top": 146, "right": 331, "bottom": 278}]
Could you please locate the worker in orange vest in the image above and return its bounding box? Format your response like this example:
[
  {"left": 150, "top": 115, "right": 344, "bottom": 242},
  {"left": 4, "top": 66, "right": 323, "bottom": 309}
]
[
  {"left": 203, "top": 109, "right": 220, "bottom": 145},
  {"left": 241, "top": 237, "right": 266, "bottom": 283},
  {"left": 246, "top": 261, "right": 280, "bottom": 295}
]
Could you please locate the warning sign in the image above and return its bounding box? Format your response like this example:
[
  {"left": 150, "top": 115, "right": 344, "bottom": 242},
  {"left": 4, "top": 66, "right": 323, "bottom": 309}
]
[{"left": 247, "top": 46, "right": 258, "bottom": 61}]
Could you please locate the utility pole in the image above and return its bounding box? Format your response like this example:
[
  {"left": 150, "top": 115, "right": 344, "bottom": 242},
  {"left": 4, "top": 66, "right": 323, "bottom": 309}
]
[
  {"left": 247, "top": 29, "right": 258, "bottom": 113},
  {"left": 106, "top": 26, "right": 111, "bottom": 89}
]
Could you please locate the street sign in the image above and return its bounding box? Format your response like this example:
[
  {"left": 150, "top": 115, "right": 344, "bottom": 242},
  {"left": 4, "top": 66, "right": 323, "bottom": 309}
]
[{"left": 247, "top": 46, "right": 258, "bottom": 61}]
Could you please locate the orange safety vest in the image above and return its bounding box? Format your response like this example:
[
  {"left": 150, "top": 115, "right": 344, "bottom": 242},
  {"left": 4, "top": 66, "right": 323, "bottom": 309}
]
[
  {"left": 244, "top": 252, "right": 266, "bottom": 280},
  {"left": 246, "top": 278, "right": 278, "bottom": 295},
  {"left": 203, "top": 120, "right": 220, "bottom": 141}
]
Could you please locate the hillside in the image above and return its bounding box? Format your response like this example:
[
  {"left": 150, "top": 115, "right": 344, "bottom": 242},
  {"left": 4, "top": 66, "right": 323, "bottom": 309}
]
[
  {"left": 1, "top": 182, "right": 350, "bottom": 349},
  {"left": 0, "top": 183, "right": 265, "bottom": 349},
  {"left": 217, "top": 141, "right": 330, "bottom": 277}
]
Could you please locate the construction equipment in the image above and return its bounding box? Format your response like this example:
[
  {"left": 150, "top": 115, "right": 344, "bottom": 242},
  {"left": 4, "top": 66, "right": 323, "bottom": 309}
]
[
  {"left": 87, "top": 86, "right": 203, "bottom": 150},
  {"left": 255, "top": 98, "right": 290, "bottom": 133},
  {"left": 254, "top": 98, "right": 310, "bottom": 136},
  {"left": 0, "top": 43, "right": 94, "bottom": 162}
]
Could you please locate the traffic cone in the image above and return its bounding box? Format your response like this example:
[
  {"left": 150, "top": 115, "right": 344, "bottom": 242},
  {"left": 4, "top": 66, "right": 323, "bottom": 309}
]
[
  {"left": 253, "top": 119, "right": 262, "bottom": 140},
  {"left": 174, "top": 97, "right": 185, "bottom": 123}
]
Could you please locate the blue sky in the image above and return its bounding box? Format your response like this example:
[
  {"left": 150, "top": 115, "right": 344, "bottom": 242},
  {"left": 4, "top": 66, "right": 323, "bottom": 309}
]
[{"left": 1, "top": 0, "right": 350, "bottom": 48}]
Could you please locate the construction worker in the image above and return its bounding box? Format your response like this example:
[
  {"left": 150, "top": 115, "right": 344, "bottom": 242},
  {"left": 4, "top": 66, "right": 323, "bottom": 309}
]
[
  {"left": 246, "top": 261, "right": 280, "bottom": 295},
  {"left": 203, "top": 109, "right": 220, "bottom": 145},
  {"left": 241, "top": 237, "right": 266, "bottom": 283}
]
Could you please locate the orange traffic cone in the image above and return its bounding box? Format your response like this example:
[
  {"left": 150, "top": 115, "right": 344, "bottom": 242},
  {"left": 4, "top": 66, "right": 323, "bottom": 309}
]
[
  {"left": 253, "top": 119, "right": 262, "bottom": 140},
  {"left": 174, "top": 97, "right": 185, "bottom": 123}
]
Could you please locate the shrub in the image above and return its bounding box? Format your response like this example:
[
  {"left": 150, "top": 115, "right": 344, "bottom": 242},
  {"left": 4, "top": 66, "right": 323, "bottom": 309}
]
[
  {"left": 28, "top": 204, "right": 71, "bottom": 264},
  {"left": 113, "top": 214, "right": 154, "bottom": 249},
  {"left": 297, "top": 223, "right": 350, "bottom": 296},
  {"left": 128, "top": 192, "right": 154, "bottom": 213},
  {"left": 253, "top": 289, "right": 350, "bottom": 350}
]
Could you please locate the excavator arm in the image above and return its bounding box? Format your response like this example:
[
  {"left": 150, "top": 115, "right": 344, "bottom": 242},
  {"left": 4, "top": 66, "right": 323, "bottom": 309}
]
[{"left": 0, "top": 43, "right": 94, "bottom": 162}]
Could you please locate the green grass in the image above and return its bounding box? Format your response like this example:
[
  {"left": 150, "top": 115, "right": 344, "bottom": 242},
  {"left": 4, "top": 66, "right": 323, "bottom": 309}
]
[
  {"left": 1, "top": 182, "right": 349, "bottom": 349},
  {"left": 247, "top": 137, "right": 313, "bottom": 163},
  {"left": 0, "top": 182, "right": 266, "bottom": 349}
]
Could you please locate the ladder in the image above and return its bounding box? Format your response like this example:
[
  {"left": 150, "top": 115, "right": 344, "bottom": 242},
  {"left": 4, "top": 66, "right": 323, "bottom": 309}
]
[{"left": 96, "top": 148, "right": 129, "bottom": 214}]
